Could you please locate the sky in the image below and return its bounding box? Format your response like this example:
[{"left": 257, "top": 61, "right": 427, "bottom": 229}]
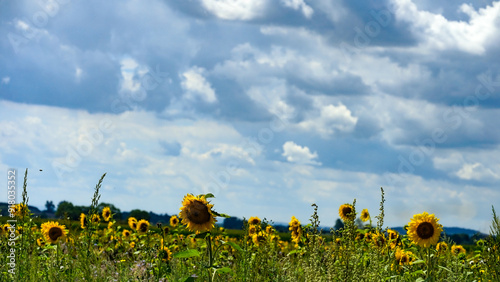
[{"left": 1, "top": 0, "right": 500, "bottom": 233}]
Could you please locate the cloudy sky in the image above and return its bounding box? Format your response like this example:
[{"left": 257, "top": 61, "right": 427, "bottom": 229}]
[{"left": 1, "top": 0, "right": 500, "bottom": 233}]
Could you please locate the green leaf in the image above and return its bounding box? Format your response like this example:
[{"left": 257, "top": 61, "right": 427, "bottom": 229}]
[
  {"left": 181, "top": 277, "right": 196, "bottom": 282},
  {"left": 211, "top": 210, "right": 231, "bottom": 218},
  {"left": 415, "top": 278, "right": 425, "bottom": 282},
  {"left": 215, "top": 267, "right": 233, "bottom": 275},
  {"left": 438, "top": 265, "right": 452, "bottom": 272},
  {"left": 173, "top": 249, "right": 201, "bottom": 258},
  {"left": 223, "top": 241, "right": 244, "bottom": 252},
  {"left": 411, "top": 259, "right": 425, "bottom": 265},
  {"left": 204, "top": 193, "right": 215, "bottom": 199}
]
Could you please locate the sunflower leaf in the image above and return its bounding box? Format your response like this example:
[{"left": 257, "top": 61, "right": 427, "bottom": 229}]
[
  {"left": 211, "top": 210, "right": 231, "bottom": 218},
  {"left": 181, "top": 277, "right": 196, "bottom": 282},
  {"left": 223, "top": 241, "right": 244, "bottom": 252},
  {"left": 204, "top": 193, "right": 216, "bottom": 199},
  {"left": 173, "top": 249, "right": 201, "bottom": 258},
  {"left": 215, "top": 267, "right": 233, "bottom": 275}
]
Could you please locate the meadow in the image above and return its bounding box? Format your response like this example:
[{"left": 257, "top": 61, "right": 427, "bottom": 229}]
[{"left": 1, "top": 172, "right": 499, "bottom": 281}]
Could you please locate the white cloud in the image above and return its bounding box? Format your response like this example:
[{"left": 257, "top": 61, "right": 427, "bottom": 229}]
[
  {"left": 181, "top": 67, "right": 217, "bottom": 103},
  {"left": 297, "top": 103, "right": 358, "bottom": 138},
  {"left": 280, "top": 0, "right": 314, "bottom": 18},
  {"left": 200, "top": 0, "right": 267, "bottom": 20},
  {"left": 1, "top": 77, "right": 10, "bottom": 84},
  {"left": 282, "top": 141, "right": 321, "bottom": 165},
  {"left": 456, "top": 162, "right": 499, "bottom": 181},
  {"left": 392, "top": 0, "right": 500, "bottom": 54}
]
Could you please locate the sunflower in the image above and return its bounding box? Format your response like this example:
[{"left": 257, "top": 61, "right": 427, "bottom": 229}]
[
  {"left": 339, "top": 204, "right": 355, "bottom": 221},
  {"left": 91, "top": 214, "right": 100, "bottom": 224},
  {"left": 436, "top": 242, "right": 448, "bottom": 253},
  {"left": 179, "top": 194, "right": 217, "bottom": 233},
  {"left": 407, "top": 212, "right": 443, "bottom": 248},
  {"left": 289, "top": 216, "right": 301, "bottom": 229},
  {"left": 80, "top": 213, "right": 87, "bottom": 229},
  {"left": 136, "top": 219, "right": 150, "bottom": 234},
  {"left": 360, "top": 209, "right": 370, "bottom": 222},
  {"left": 128, "top": 217, "right": 138, "bottom": 230},
  {"left": 248, "top": 225, "right": 257, "bottom": 235},
  {"left": 122, "top": 229, "right": 131, "bottom": 239},
  {"left": 2, "top": 224, "right": 11, "bottom": 234},
  {"left": 252, "top": 232, "right": 266, "bottom": 246},
  {"left": 266, "top": 225, "right": 274, "bottom": 234},
  {"left": 451, "top": 244, "right": 466, "bottom": 256},
  {"left": 248, "top": 216, "right": 261, "bottom": 226},
  {"left": 37, "top": 238, "right": 46, "bottom": 247},
  {"left": 169, "top": 215, "right": 179, "bottom": 227},
  {"left": 163, "top": 226, "right": 170, "bottom": 235},
  {"left": 159, "top": 247, "right": 173, "bottom": 262},
  {"left": 102, "top": 207, "right": 112, "bottom": 222},
  {"left": 11, "top": 203, "right": 30, "bottom": 217},
  {"left": 41, "top": 221, "right": 68, "bottom": 244}
]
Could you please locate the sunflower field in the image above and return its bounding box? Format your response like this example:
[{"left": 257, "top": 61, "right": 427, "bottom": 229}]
[{"left": 1, "top": 172, "right": 500, "bottom": 281}]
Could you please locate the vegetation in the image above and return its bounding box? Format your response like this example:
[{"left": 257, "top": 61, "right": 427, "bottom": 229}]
[{"left": 1, "top": 171, "right": 499, "bottom": 281}]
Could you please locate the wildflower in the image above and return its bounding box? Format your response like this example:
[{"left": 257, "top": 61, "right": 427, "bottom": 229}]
[
  {"left": 136, "top": 219, "right": 150, "bottom": 234},
  {"left": 169, "top": 215, "right": 179, "bottom": 227},
  {"left": 128, "top": 217, "right": 138, "bottom": 230},
  {"left": 407, "top": 212, "right": 442, "bottom": 248},
  {"left": 339, "top": 204, "right": 355, "bottom": 221},
  {"left": 451, "top": 245, "right": 466, "bottom": 256},
  {"left": 179, "top": 194, "right": 217, "bottom": 233},
  {"left": 289, "top": 216, "right": 302, "bottom": 244},
  {"left": 360, "top": 209, "right": 370, "bottom": 222},
  {"left": 248, "top": 216, "right": 261, "bottom": 226},
  {"left": 266, "top": 225, "right": 274, "bottom": 234},
  {"left": 102, "top": 207, "right": 112, "bottom": 221},
  {"left": 41, "top": 221, "right": 68, "bottom": 244}
]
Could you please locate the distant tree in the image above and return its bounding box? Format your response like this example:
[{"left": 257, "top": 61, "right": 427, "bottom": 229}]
[
  {"left": 129, "top": 209, "right": 150, "bottom": 221},
  {"left": 334, "top": 218, "right": 344, "bottom": 231},
  {"left": 45, "top": 200, "right": 55, "bottom": 213},
  {"left": 223, "top": 217, "right": 244, "bottom": 230},
  {"left": 55, "top": 201, "right": 89, "bottom": 220}
]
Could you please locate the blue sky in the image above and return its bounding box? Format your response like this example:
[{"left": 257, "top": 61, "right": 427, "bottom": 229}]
[{"left": 1, "top": 0, "right": 500, "bottom": 232}]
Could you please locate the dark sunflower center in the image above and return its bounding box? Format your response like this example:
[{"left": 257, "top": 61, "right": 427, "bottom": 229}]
[
  {"left": 48, "top": 227, "right": 63, "bottom": 241},
  {"left": 187, "top": 200, "right": 211, "bottom": 224},
  {"left": 416, "top": 222, "right": 434, "bottom": 239},
  {"left": 343, "top": 207, "right": 353, "bottom": 217},
  {"left": 139, "top": 223, "right": 148, "bottom": 232}
]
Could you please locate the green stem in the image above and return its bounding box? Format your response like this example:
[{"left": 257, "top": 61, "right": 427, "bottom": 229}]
[{"left": 207, "top": 234, "right": 214, "bottom": 282}]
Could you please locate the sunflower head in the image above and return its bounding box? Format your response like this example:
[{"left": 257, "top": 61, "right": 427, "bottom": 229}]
[
  {"left": 136, "top": 219, "right": 150, "bottom": 234},
  {"left": 436, "top": 242, "right": 448, "bottom": 252},
  {"left": 102, "top": 207, "right": 112, "bottom": 222},
  {"left": 451, "top": 244, "right": 466, "bottom": 256},
  {"left": 179, "top": 194, "right": 217, "bottom": 233},
  {"left": 339, "top": 204, "right": 355, "bottom": 221},
  {"left": 248, "top": 225, "right": 257, "bottom": 235},
  {"left": 360, "top": 209, "right": 370, "bottom": 222},
  {"left": 170, "top": 215, "right": 179, "bottom": 227},
  {"left": 252, "top": 232, "right": 266, "bottom": 246},
  {"left": 407, "top": 212, "right": 443, "bottom": 248},
  {"left": 248, "top": 216, "right": 261, "bottom": 226},
  {"left": 122, "top": 229, "right": 131, "bottom": 239},
  {"left": 41, "top": 221, "right": 68, "bottom": 244},
  {"left": 80, "top": 213, "right": 87, "bottom": 229},
  {"left": 160, "top": 247, "right": 173, "bottom": 262},
  {"left": 11, "top": 203, "right": 30, "bottom": 217},
  {"left": 91, "top": 214, "right": 100, "bottom": 224},
  {"left": 289, "top": 216, "right": 301, "bottom": 229},
  {"left": 128, "top": 217, "right": 138, "bottom": 230},
  {"left": 37, "top": 238, "right": 46, "bottom": 247}
]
